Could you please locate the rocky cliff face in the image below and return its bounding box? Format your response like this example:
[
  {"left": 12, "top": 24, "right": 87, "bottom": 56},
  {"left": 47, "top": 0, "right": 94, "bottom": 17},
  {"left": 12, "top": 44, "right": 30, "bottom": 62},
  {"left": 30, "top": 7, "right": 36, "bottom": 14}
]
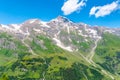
[{"left": 0, "top": 16, "right": 120, "bottom": 53}]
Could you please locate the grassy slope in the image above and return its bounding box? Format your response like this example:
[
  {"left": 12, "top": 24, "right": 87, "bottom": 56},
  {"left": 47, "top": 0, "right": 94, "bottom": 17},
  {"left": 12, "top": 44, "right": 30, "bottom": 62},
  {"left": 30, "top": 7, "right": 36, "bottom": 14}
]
[
  {"left": 0, "top": 53, "right": 110, "bottom": 80},
  {"left": 0, "top": 33, "right": 28, "bottom": 66},
  {"left": 0, "top": 33, "right": 111, "bottom": 80},
  {"left": 93, "top": 33, "right": 120, "bottom": 79}
]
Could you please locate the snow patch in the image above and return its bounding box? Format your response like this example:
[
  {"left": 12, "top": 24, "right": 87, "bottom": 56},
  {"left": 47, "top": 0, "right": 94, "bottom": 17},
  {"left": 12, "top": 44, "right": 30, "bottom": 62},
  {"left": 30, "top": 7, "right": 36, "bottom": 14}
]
[
  {"left": 67, "top": 26, "right": 70, "bottom": 34},
  {"left": 86, "top": 28, "right": 97, "bottom": 36},
  {"left": 68, "top": 38, "right": 72, "bottom": 42},
  {"left": 78, "top": 33, "right": 88, "bottom": 37},
  {"left": 33, "top": 28, "right": 40, "bottom": 32},
  {"left": 53, "top": 38, "right": 73, "bottom": 52},
  {"left": 24, "top": 28, "right": 30, "bottom": 35},
  {"left": 104, "top": 29, "right": 115, "bottom": 33},
  {"left": 40, "top": 21, "right": 50, "bottom": 28},
  {"left": 54, "top": 31, "right": 61, "bottom": 38},
  {"left": 29, "top": 19, "right": 37, "bottom": 24},
  {"left": 85, "top": 39, "right": 88, "bottom": 42},
  {"left": 57, "top": 31, "right": 61, "bottom": 35},
  {"left": 1, "top": 24, "right": 9, "bottom": 29},
  {"left": 11, "top": 24, "right": 21, "bottom": 30}
]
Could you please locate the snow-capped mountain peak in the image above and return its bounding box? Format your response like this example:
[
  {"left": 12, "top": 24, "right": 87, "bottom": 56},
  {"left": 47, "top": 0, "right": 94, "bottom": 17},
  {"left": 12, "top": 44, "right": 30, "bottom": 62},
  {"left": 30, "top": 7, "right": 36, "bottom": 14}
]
[
  {"left": 51, "top": 16, "right": 71, "bottom": 23},
  {"left": 0, "top": 16, "right": 120, "bottom": 52},
  {"left": 23, "top": 19, "right": 40, "bottom": 24},
  {"left": 9, "top": 24, "right": 21, "bottom": 30}
]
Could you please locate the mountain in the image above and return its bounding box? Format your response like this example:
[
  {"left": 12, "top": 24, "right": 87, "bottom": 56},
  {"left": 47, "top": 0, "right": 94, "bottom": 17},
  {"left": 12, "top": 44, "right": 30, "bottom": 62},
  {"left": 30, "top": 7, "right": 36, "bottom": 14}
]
[{"left": 0, "top": 16, "right": 120, "bottom": 80}]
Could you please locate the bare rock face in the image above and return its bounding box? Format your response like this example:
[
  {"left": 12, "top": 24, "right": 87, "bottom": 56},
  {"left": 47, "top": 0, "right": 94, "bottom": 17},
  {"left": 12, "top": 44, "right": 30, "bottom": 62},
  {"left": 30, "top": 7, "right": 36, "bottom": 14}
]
[{"left": 0, "top": 16, "right": 120, "bottom": 52}]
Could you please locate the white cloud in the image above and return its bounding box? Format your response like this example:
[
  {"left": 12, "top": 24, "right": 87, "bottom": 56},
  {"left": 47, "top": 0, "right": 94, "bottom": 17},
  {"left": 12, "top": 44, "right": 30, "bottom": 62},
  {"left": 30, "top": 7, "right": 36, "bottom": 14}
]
[
  {"left": 90, "top": 0, "right": 120, "bottom": 18},
  {"left": 61, "top": 0, "right": 87, "bottom": 15}
]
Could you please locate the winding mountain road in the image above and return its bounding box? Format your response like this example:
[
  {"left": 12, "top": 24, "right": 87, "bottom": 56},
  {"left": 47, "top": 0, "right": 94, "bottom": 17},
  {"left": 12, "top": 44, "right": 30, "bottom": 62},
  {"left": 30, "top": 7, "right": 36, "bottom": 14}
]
[
  {"left": 87, "top": 38, "right": 100, "bottom": 63},
  {"left": 74, "top": 37, "right": 115, "bottom": 80},
  {"left": 86, "top": 38, "right": 115, "bottom": 80}
]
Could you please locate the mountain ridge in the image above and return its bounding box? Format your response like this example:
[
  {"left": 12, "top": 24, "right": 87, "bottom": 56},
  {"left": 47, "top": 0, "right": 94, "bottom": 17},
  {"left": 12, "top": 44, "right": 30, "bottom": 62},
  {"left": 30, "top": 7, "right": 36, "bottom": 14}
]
[{"left": 0, "top": 16, "right": 120, "bottom": 80}]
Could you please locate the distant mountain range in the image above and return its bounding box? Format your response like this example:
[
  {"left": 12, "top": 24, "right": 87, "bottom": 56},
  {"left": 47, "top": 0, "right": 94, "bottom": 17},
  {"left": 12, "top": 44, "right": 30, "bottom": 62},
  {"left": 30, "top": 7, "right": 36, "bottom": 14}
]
[{"left": 0, "top": 16, "right": 120, "bottom": 80}]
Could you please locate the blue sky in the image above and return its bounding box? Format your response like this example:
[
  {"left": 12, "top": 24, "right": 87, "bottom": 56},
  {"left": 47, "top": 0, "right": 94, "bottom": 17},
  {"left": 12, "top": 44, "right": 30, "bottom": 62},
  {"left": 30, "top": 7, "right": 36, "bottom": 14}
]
[{"left": 0, "top": 0, "right": 120, "bottom": 27}]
